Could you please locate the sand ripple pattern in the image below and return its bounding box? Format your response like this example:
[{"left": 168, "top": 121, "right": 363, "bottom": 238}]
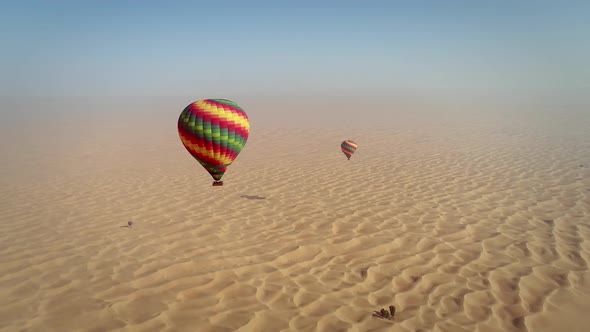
[{"left": 1, "top": 109, "right": 590, "bottom": 331}]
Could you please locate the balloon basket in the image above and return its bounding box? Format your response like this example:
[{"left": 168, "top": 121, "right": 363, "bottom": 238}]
[{"left": 212, "top": 181, "right": 224, "bottom": 187}]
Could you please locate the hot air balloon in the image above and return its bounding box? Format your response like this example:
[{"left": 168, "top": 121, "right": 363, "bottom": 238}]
[
  {"left": 178, "top": 98, "right": 250, "bottom": 186},
  {"left": 341, "top": 140, "right": 357, "bottom": 160}
]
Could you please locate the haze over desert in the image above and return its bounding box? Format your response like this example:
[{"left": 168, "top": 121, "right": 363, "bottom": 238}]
[{"left": 1, "top": 96, "right": 589, "bottom": 331}]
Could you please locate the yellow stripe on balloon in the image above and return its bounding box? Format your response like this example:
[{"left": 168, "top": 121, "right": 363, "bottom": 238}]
[
  {"left": 179, "top": 133, "right": 234, "bottom": 165},
  {"left": 195, "top": 100, "right": 250, "bottom": 130}
]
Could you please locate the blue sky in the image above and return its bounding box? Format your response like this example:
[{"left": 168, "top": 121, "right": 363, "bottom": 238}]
[{"left": 1, "top": 1, "right": 588, "bottom": 100}]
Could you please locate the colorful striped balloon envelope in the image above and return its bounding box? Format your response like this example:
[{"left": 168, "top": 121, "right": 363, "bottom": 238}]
[
  {"left": 341, "top": 140, "right": 358, "bottom": 160},
  {"left": 178, "top": 99, "right": 250, "bottom": 186}
]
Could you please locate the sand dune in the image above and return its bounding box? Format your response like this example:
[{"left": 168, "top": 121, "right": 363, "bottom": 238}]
[{"left": 1, "top": 103, "right": 590, "bottom": 331}]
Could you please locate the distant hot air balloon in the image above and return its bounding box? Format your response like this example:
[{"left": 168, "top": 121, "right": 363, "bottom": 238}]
[
  {"left": 178, "top": 99, "right": 250, "bottom": 186},
  {"left": 341, "top": 140, "right": 357, "bottom": 160}
]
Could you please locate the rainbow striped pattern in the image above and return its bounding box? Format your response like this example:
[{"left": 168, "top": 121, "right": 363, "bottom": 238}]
[
  {"left": 178, "top": 99, "right": 250, "bottom": 182},
  {"left": 341, "top": 140, "right": 358, "bottom": 160}
]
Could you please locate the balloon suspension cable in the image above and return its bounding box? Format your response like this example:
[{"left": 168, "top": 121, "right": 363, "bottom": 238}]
[{"left": 212, "top": 180, "right": 224, "bottom": 187}]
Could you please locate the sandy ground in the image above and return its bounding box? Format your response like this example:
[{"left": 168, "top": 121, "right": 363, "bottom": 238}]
[{"left": 1, "top": 98, "right": 590, "bottom": 331}]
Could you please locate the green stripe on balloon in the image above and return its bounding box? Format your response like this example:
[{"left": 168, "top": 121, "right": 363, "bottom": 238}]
[
  {"left": 212, "top": 124, "right": 220, "bottom": 160},
  {"left": 199, "top": 129, "right": 246, "bottom": 151},
  {"left": 196, "top": 118, "right": 204, "bottom": 138},
  {"left": 212, "top": 124, "right": 220, "bottom": 140},
  {"left": 226, "top": 144, "right": 242, "bottom": 156},
  {"left": 214, "top": 99, "right": 242, "bottom": 109},
  {"left": 220, "top": 128, "right": 229, "bottom": 144}
]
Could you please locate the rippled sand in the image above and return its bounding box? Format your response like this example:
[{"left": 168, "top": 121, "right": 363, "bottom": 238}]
[{"left": 1, "top": 100, "right": 589, "bottom": 331}]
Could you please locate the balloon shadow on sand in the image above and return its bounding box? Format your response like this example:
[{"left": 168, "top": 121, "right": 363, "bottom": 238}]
[{"left": 241, "top": 195, "right": 267, "bottom": 200}]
